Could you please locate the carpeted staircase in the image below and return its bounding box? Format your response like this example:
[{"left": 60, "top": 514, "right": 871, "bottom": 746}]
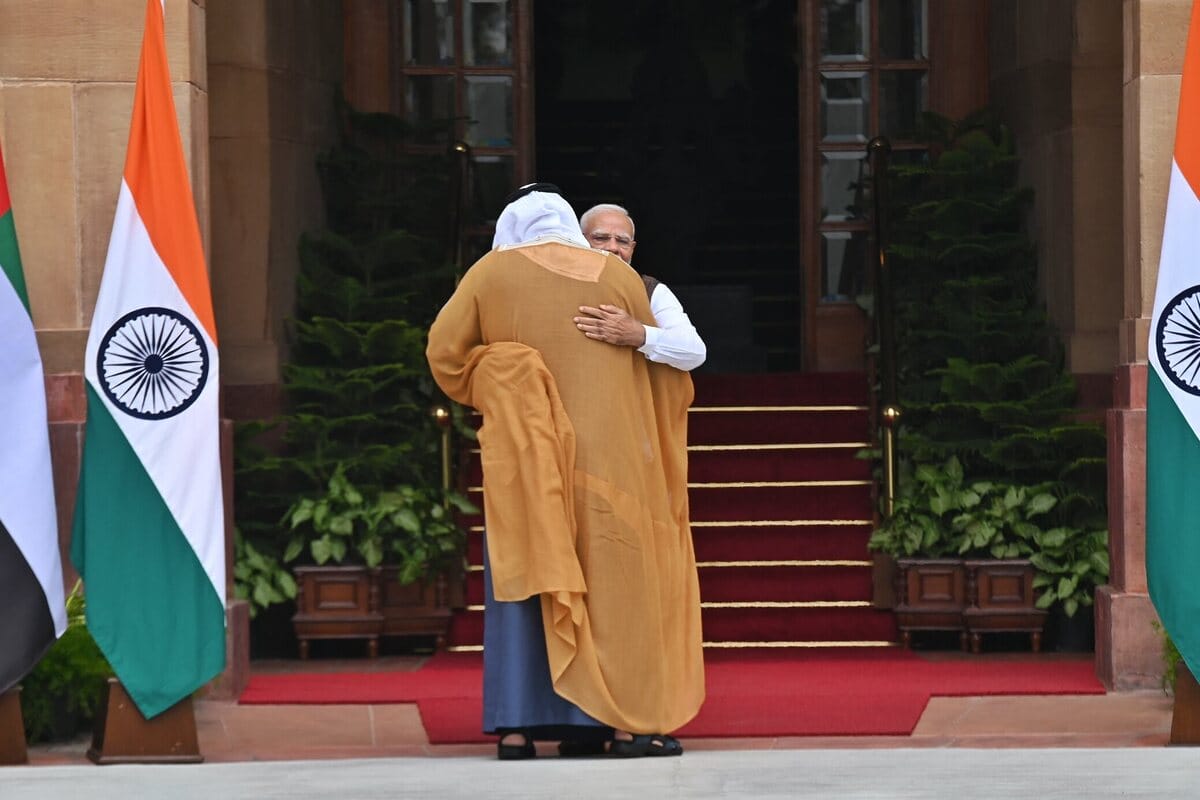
[{"left": 447, "top": 371, "right": 897, "bottom": 650}]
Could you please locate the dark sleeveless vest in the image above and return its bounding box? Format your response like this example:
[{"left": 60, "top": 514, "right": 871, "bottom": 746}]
[{"left": 640, "top": 273, "right": 659, "bottom": 301}]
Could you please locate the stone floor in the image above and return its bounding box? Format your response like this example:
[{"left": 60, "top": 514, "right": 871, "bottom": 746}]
[
  {"left": 23, "top": 651, "right": 1178, "bottom": 765},
  {"left": 8, "top": 748, "right": 1200, "bottom": 800}
]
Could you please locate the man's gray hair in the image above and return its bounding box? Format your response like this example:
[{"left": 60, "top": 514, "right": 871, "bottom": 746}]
[{"left": 580, "top": 203, "right": 636, "bottom": 238}]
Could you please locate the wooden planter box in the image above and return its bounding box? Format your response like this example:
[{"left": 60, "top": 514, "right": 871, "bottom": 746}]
[
  {"left": 292, "top": 565, "right": 383, "bottom": 659},
  {"left": 963, "top": 559, "right": 1047, "bottom": 654},
  {"left": 894, "top": 558, "right": 1047, "bottom": 653},
  {"left": 292, "top": 563, "right": 464, "bottom": 658},
  {"left": 871, "top": 552, "right": 898, "bottom": 609},
  {"left": 378, "top": 564, "right": 464, "bottom": 651},
  {"left": 894, "top": 558, "right": 968, "bottom": 650}
]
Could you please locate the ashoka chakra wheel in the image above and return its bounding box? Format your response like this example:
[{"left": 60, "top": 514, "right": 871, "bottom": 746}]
[
  {"left": 97, "top": 306, "right": 210, "bottom": 420},
  {"left": 1157, "top": 285, "right": 1200, "bottom": 397}
]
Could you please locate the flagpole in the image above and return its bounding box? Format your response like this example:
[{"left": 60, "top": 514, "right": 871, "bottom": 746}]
[{"left": 76, "top": 0, "right": 219, "bottom": 762}]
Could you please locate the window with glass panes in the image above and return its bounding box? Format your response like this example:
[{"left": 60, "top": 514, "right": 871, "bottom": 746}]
[
  {"left": 398, "top": 0, "right": 532, "bottom": 247},
  {"left": 803, "top": 0, "right": 928, "bottom": 305}
]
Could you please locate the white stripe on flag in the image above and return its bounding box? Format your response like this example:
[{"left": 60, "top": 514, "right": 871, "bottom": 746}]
[
  {"left": 83, "top": 182, "right": 224, "bottom": 603},
  {"left": 0, "top": 270, "right": 66, "bottom": 636}
]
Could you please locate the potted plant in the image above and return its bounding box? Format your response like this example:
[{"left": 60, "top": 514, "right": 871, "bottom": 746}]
[
  {"left": 865, "top": 111, "right": 1110, "bottom": 649},
  {"left": 1029, "top": 524, "right": 1109, "bottom": 651},
  {"left": 870, "top": 456, "right": 1063, "bottom": 650},
  {"left": 19, "top": 583, "right": 112, "bottom": 743},
  {"left": 869, "top": 457, "right": 972, "bottom": 649},
  {"left": 282, "top": 464, "right": 473, "bottom": 658},
  {"left": 232, "top": 98, "right": 471, "bottom": 656}
]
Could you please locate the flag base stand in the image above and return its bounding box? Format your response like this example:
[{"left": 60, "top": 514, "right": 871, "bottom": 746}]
[
  {"left": 1170, "top": 661, "right": 1200, "bottom": 745},
  {"left": 87, "top": 678, "right": 202, "bottom": 764},
  {"left": 0, "top": 688, "right": 28, "bottom": 765}
]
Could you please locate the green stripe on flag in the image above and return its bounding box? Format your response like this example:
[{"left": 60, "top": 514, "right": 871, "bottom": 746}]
[
  {"left": 1148, "top": 367, "right": 1200, "bottom": 678},
  {"left": 72, "top": 384, "right": 225, "bottom": 719},
  {"left": 0, "top": 211, "right": 31, "bottom": 312}
]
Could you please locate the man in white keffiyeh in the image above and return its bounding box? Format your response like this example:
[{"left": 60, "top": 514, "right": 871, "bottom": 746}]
[
  {"left": 428, "top": 182, "right": 704, "bottom": 760},
  {"left": 492, "top": 184, "right": 589, "bottom": 249}
]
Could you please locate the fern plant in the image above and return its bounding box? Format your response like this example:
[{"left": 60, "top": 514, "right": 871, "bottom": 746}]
[
  {"left": 233, "top": 95, "right": 467, "bottom": 616},
  {"left": 20, "top": 583, "right": 112, "bottom": 742},
  {"left": 872, "top": 110, "right": 1109, "bottom": 617}
]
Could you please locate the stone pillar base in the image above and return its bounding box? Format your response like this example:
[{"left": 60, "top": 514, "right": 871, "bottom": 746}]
[
  {"left": 1095, "top": 584, "right": 1163, "bottom": 691},
  {"left": 204, "top": 599, "right": 251, "bottom": 701}
]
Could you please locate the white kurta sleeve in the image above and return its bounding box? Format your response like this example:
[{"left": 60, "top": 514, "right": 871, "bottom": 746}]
[{"left": 639, "top": 283, "right": 707, "bottom": 371}]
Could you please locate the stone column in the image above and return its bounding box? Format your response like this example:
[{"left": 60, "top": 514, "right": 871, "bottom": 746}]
[
  {"left": 207, "top": 0, "right": 342, "bottom": 420},
  {"left": 0, "top": 0, "right": 208, "bottom": 590},
  {"left": 343, "top": 0, "right": 393, "bottom": 114},
  {"left": 1097, "top": 0, "right": 1192, "bottom": 690},
  {"left": 988, "top": 0, "right": 1123, "bottom": 410}
]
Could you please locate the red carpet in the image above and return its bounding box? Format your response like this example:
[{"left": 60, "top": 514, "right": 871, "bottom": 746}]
[{"left": 238, "top": 650, "right": 1106, "bottom": 743}]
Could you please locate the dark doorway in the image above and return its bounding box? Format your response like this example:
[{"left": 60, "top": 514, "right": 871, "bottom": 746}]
[{"left": 533, "top": 1, "right": 801, "bottom": 372}]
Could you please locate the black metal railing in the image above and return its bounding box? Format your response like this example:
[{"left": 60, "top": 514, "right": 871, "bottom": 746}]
[
  {"left": 867, "top": 135, "right": 899, "bottom": 518},
  {"left": 436, "top": 140, "right": 473, "bottom": 500},
  {"left": 448, "top": 140, "right": 471, "bottom": 282}
]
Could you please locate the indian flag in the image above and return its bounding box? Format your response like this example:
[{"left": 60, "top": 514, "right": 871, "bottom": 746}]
[
  {"left": 1148, "top": 0, "right": 1200, "bottom": 683},
  {"left": 0, "top": 141, "right": 67, "bottom": 694},
  {"left": 71, "top": 0, "right": 225, "bottom": 719}
]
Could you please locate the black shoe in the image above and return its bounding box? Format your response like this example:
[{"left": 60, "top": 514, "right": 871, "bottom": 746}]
[
  {"left": 497, "top": 731, "right": 536, "bottom": 760},
  {"left": 608, "top": 733, "right": 683, "bottom": 758},
  {"left": 557, "top": 739, "right": 608, "bottom": 757}
]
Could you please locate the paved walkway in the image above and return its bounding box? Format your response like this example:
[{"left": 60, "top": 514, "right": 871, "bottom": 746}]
[
  {"left": 7, "top": 652, "right": 1191, "bottom": 796},
  {"left": 5, "top": 748, "right": 1200, "bottom": 799},
  {"left": 183, "top": 689, "right": 1175, "bottom": 761}
]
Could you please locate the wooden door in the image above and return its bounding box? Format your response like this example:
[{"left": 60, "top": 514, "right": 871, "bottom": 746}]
[
  {"left": 798, "top": 0, "right": 988, "bottom": 370},
  {"left": 344, "top": 0, "right": 535, "bottom": 260}
]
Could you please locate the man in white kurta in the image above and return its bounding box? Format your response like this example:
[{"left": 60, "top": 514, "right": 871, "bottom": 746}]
[{"left": 426, "top": 188, "right": 704, "bottom": 759}]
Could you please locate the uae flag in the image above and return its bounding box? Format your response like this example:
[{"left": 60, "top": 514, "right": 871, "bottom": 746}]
[
  {"left": 1148, "top": 0, "right": 1200, "bottom": 682},
  {"left": 71, "top": 0, "right": 225, "bottom": 719},
  {"left": 0, "top": 143, "right": 67, "bottom": 694}
]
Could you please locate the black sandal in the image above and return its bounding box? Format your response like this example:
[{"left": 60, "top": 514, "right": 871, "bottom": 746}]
[
  {"left": 608, "top": 733, "right": 683, "bottom": 758},
  {"left": 557, "top": 739, "right": 608, "bottom": 757},
  {"left": 497, "top": 730, "right": 536, "bottom": 760}
]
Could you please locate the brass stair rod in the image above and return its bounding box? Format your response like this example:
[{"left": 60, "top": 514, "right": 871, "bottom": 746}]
[
  {"left": 449, "top": 141, "right": 471, "bottom": 278},
  {"left": 432, "top": 406, "right": 452, "bottom": 506},
  {"left": 867, "top": 136, "right": 900, "bottom": 518}
]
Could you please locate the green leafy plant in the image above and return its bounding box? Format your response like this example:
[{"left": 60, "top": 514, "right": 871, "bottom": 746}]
[
  {"left": 869, "top": 456, "right": 1057, "bottom": 560},
  {"left": 870, "top": 455, "right": 1107, "bottom": 618},
  {"left": 233, "top": 95, "right": 469, "bottom": 618},
  {"left": 885, "top": 110, "right": 1107, "bottom": 499},
  {"left": 282, "top": 463, "right": 475, "bottom": 583},
  {"left": 868, "top": 457, "right": 963, "bottom": 558},
  {"left": 868, "top": 110, "right": 1111, "bottom": 620},
  {"left": 1152, "top": 620, "right": 1183, "bottom": 694},
  {"left": 1029, "top": 526, "right": 1109, "bottom": 618},
  {"left": 20, "top": 583, "right": 113, "bottom": 743},
  {"left": 233, "top": 529, "right": 298, "bottom": 618}
]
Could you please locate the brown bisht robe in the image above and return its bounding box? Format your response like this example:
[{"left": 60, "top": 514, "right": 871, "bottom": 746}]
[{"left": 426, "top": 239, "right": 705, "bottom": 734}]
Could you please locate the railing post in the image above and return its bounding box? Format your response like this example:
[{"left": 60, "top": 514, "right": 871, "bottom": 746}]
[
  {"left": 448, "top": 140, "right": 471, "bottom": 281},
  {"left": 432, "top": 406, "right": 452, "bottom": 506},
  {"left": 867, "top": 135, "right": 900, "bottom": 518},
  {"left": 439, "top": 142, "right": 470, "bottom": 509}
]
